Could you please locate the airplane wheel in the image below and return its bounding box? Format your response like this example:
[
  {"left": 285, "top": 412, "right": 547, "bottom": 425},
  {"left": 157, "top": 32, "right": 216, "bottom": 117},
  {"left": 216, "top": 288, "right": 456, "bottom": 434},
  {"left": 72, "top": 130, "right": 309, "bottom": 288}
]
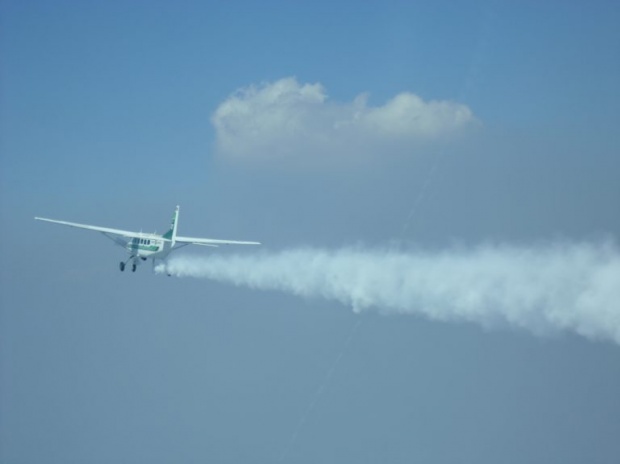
[
  {"left": 120, "top": 262, "right": 125, "bottom": 272},
  {"left": 132, "top": 264, "right": 137, "bottom": 272}
]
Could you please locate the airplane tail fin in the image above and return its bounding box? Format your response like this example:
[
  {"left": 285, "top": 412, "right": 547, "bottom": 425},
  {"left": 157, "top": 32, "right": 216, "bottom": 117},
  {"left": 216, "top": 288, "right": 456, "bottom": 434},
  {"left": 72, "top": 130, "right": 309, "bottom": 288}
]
[{"left": 162, "top": 205, "right": 179, "bottom": 247}]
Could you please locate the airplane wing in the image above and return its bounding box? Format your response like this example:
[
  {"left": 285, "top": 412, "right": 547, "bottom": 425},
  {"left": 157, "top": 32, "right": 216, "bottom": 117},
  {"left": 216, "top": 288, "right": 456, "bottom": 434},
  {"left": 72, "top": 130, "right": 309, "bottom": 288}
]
[
  {"left": 35, "top": 216, "right": 261, "bottom": 248},
  {"left": 35, "top": 217, "right": 137, "bottom": 237},
  {"left": 34, "top": 217, "right": 138, "bottom": 247},
  {"left": 175, "top": 235, "right": 261, "bottom": 246}
]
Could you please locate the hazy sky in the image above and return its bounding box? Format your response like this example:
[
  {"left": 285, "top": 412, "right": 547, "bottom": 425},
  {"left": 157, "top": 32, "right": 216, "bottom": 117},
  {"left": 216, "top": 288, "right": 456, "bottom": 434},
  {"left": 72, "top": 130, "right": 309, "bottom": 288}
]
[{"left": 2, "top": 1, "right": 620, "bottom": 463}]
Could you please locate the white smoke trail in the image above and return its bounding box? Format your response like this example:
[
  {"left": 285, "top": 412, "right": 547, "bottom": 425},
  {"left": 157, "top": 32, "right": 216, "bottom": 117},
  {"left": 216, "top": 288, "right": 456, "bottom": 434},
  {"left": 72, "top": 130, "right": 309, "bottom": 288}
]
[{"left": 158, "top": 240, "right": 620, "bottom": 344}]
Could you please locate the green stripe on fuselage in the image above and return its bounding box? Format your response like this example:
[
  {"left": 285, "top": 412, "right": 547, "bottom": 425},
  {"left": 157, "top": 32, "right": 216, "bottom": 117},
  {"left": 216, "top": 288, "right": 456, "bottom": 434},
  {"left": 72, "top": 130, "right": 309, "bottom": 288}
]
[{"left": 129, "top": 244, "right": 159, "bottom": 252}]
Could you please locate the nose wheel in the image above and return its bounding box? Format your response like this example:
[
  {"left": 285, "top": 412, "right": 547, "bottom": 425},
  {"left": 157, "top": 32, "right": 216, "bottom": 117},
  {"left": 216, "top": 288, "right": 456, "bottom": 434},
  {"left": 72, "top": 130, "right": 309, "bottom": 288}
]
[{"left": 119, "top": 261, "right": 125, "bottom": 272}]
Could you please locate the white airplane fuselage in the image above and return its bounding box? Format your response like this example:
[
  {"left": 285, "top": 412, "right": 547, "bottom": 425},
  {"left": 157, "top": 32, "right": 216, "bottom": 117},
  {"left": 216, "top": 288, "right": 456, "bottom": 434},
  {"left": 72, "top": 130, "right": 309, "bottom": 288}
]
[
  {"left": 127, "top": 236, "right": 167, "bottom": 259},
  {"left": 124, "top": 235, "right": 175, "bottom": 271}
]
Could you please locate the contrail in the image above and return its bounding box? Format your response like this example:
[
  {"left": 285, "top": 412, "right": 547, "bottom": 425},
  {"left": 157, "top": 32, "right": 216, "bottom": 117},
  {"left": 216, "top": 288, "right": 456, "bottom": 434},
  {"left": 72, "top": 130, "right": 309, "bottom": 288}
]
[{"left": 158, "top": 240, "right": 620, "bottom": 344}]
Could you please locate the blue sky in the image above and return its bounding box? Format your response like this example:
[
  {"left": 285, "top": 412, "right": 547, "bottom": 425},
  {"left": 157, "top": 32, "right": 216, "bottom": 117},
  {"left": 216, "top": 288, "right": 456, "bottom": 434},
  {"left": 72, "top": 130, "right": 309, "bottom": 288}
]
[{"left": 2, "top": 1, "right": 620, "bottom": 463}]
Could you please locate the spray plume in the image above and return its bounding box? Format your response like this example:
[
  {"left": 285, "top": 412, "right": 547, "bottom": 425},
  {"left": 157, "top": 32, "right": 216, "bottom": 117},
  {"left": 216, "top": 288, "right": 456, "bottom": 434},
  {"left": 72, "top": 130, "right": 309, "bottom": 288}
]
[{"left": 158, "top": 241, "right": 620, "bottom": 344}]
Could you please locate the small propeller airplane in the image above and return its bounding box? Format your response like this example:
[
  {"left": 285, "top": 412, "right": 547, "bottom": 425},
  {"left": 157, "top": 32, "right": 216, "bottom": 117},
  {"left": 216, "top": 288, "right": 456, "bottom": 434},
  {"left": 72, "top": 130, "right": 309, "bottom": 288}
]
[{"left": 35, "top": 205, "right": 260, "bottom": 273}]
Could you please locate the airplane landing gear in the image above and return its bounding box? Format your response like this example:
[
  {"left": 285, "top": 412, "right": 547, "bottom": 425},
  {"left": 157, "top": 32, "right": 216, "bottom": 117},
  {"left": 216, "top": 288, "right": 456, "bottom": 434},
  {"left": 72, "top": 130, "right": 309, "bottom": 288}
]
[{"left": 120, "top": 256, "right": 136, "bottom": 273}]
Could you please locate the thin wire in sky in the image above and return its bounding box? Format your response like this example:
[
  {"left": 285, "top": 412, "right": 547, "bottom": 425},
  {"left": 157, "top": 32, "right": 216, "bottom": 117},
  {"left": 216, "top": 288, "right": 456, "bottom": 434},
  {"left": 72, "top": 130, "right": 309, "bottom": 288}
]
[{"left": 277, "top": 318, "right": 362, "bottom": 462}]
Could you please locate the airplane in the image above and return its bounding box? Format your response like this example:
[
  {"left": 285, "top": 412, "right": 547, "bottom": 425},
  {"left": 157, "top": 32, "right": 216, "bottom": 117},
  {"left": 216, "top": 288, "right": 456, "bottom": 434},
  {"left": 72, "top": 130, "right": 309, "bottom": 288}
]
[{"left": 35, "top": 205, "right": 260, "bottom": 273}]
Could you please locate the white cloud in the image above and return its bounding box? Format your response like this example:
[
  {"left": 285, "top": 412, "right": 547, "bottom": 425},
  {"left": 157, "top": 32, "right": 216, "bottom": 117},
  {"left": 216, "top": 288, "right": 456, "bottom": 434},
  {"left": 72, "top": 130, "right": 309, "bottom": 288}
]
[{"left": 211, "top": 77, "right": 478, "bottom": 161}]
